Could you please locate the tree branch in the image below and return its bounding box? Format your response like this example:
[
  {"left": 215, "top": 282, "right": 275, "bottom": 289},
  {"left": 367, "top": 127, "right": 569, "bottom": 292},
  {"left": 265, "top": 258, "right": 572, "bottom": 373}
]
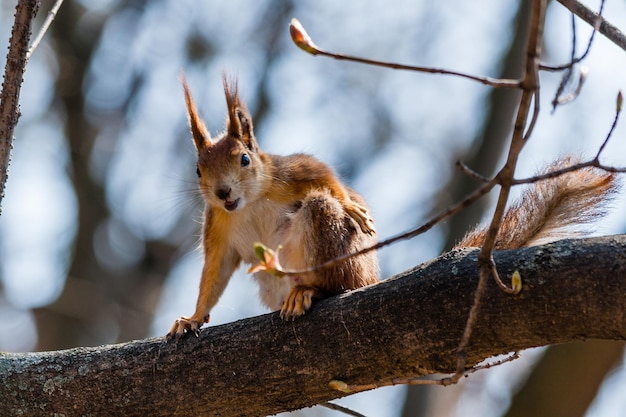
[
  {"left": 288, "top": 18, "right": 521, "bottom": 88},
  {"left": 26, "top": 0, "right": 64, "bottom": 60},
  {"left": 2, "top": 234, "right": 625, "bottom": 417},
  {"left": 0, "top": 0, "right": 39, "bottom": 213}
]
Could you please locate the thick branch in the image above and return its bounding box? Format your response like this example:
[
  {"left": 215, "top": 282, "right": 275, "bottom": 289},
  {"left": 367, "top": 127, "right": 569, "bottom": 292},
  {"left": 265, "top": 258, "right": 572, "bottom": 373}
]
[{"left": 2, "top": 235, "right": 625, "bottom": 416}]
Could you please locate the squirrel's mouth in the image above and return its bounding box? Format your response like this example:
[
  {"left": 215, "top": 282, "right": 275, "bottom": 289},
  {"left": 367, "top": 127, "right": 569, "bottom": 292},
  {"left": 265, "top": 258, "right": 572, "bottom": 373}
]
[{"left": 224, "top": 198, "right": 240, "bottom": 212}]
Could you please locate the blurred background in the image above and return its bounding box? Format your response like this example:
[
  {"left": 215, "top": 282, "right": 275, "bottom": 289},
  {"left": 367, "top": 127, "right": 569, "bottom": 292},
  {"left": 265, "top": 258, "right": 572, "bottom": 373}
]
[{"left": 1, "top": 0, "right": 625, "bottom": 416}]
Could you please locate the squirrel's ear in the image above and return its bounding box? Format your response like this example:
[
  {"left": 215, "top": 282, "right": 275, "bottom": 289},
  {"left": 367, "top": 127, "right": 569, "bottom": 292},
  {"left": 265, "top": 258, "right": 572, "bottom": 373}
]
[
  {"left": 222, "top": 74, "right": 257, "bottom": 151},
  {"left": 181, "top": 74, "right": 212, "bottom": 150}
]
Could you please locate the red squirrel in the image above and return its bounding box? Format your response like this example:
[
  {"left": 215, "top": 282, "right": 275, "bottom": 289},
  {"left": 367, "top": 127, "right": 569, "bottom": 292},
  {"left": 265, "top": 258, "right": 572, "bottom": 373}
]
[
  {"left": 166, "top": 76, "right": 379, "bottom": 340},
  {"left": 166, "top": 76, "right": 617, "bottom": 341}
]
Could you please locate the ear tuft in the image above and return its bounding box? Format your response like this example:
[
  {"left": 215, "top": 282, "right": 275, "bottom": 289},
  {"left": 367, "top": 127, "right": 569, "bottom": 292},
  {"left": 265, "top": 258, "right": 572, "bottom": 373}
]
[
  {"left": 222, "top": 73, "right": 255, "bottom": 150},
  {"left": 181, "top": 73, "right": 211, "bottom": 150}
]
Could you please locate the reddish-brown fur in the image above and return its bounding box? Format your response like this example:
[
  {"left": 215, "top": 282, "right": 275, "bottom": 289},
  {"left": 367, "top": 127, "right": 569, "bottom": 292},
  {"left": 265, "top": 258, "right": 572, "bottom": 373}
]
[
  {"left": 457, "top": 157, "right": 618, "bottom": 249},
  {"left": 167, "top": 76, "right": 378, "bottom": 339}
]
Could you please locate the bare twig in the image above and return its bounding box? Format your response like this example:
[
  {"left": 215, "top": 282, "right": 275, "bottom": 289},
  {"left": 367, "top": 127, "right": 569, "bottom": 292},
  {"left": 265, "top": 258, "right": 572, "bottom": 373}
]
[
  {"left": 289, "top": 18, "right": 521, "bottom": 89},
  {"left": 514, "top": 91, "right": 626, "bottom": 185},
  {"left": 26, "top": 0, "right": 64, "bottom": 60},
  {"left": 595, "top": 91, "right": 622, "bottom": 157},
  {"left": 544, "top": 0, "right": 602, "bottom": 110},
  {"left": 541, "top": 0, "right": 604, "bottom": 71},
  {"left": 329, "top": 352, "right": 521, "bottom": 394},
  {"left": 551, "top": 67, "right": 588, "bottom": 110},
  {"left": 513, "top": 160, "right": 626, "bottom": 186},
  {"left": 320, "top": 402, "right": 368, "bottom": 417},
  {"left": 474, "top": 0, "right": 544, "bottom": 289},
  {"left": 549, "top": 14, "right": 577, "bottom": 109},
  {"left": 0, "top": 0, "right": 39, "bottom": 213},
  {"left": 452, "top": 0, "right": 547, "bottom": 385},
  {"left": 557, "top": 0, "right": 626, "bottom": 53},
  {"left": 280, "top": 0, "right": 622, "bottom": 297},
  {"left": 523, "top": 75, "right": 541, "bottom": 142},
  {"left": 456, "top": 160, "right": 491, "bottom": 183}
]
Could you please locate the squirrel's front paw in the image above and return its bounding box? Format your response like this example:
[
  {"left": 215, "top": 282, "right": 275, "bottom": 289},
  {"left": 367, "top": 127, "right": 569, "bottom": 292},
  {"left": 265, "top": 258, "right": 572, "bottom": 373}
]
[
  {"left": 280, "top": 285, "right": 323, "bottom": 321},
  {"left": 345, "top": 202, "right": 376, "bottom": 235},
  {"left": 165, "top": 314, "right": 209, "bottom": 341}
]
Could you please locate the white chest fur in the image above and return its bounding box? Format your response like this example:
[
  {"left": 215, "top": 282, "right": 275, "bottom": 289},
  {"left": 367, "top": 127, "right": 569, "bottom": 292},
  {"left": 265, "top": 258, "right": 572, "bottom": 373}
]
[{"left": 226, "top": 199, "right": 296, "bottom": 310}]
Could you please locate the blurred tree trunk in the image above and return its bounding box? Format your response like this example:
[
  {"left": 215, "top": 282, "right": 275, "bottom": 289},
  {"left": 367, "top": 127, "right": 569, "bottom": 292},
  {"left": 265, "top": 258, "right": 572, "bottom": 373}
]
[
  {"left": 401, "top": 1, "right": 531, "bottom": 415},
  {"left": 441, "top": 2, "right": 531, "bottom": 250},
  {"left": 31, "top": 0, "right": 110, "bottom": 351},
  {"left": 503, "top": 340, "right": 625, "bottom": 417},
  {"left": 32, "top": 0, "right": 177, "bottom": 350}
]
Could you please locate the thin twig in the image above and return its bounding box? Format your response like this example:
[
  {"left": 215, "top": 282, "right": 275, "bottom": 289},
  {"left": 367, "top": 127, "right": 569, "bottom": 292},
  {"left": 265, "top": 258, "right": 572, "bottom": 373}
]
[
  {"left": 576, "top": 0, "right": 604, "bottom": 61},
  {"left": 454, "top": 0, "right": 546, "bottom": 386},
  {"left": 289, "top": 18, "right": 521, "bottom": 89},
  {"left": 543, "top": 0, "right": 604, "bottom": 72},
  {"left": 456, "top": 160, "right": 491, "bottom": 183},
  {"left": 549, "top": 13, "right": 576, "bottom": 109},
  {"left": 545, "top": 0, "right": 602, "bottom": 110},
  {"left": 512, "top": 161, "right": 626, "bottom": 186},
  {"left": 313, "top": 50, "right": 520, "bottom": 88},
  {"left": 26, "top": 0, "right": 64, "bottom": 60},
  {"left": 320, "top": 402, "right": 368, "bottom": 417},
  {"left": 556, "top": 0, "right": 626, "bottom": 53},
  {"left": 551, "top": 67, "right": 588, "bottom": 109},
  {"left": 329, "top": 352, "right": 521, "bottom": 394},
  {"left": 514, "top": 91, "right": 626, "bottom": 184},
  {"left": 523, "top": 71, "right": 541, "bottom": 142},
  {"left": 476, "top": 0, "right": 544, "bottom": 288},
  {"left": 594, "top": 91, "right": 622, "bottom": 158}
]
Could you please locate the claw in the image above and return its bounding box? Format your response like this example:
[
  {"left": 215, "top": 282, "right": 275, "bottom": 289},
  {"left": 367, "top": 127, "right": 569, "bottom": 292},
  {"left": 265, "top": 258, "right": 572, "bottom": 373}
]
[
  {"left": 345, "top": 202, "right": 376, "bottom": 235},
  {"left": 164, "top": 314, "right": 209, "bottom": 342},
  {"left": 280, "top": 286, "right": 320, "bottom": 321}
]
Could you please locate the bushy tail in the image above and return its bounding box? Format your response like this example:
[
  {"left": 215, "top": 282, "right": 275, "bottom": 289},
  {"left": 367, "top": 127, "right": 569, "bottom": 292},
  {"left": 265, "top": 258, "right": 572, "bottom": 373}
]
[{"left": 457, "top": 157, "right": 619, "bottom": 250}]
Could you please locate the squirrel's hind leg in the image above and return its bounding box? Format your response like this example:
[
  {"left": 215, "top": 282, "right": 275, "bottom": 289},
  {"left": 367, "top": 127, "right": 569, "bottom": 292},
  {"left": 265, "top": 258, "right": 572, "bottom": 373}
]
[{"left": 279, "top": 190, "right": 378, "bottom": 320}]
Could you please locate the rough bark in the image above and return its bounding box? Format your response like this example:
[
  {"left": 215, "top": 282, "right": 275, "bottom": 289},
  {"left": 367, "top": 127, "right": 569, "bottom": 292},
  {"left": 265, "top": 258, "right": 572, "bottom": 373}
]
[{"left": 2, "top": 234, "right": 626, "bottom": 417}]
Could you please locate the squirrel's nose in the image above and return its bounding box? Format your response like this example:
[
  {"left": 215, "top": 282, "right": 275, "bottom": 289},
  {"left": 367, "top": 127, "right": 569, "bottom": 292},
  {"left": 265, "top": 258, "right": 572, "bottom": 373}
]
[{"left": 215, "top": 187, "right": 231, "bottom": 201}]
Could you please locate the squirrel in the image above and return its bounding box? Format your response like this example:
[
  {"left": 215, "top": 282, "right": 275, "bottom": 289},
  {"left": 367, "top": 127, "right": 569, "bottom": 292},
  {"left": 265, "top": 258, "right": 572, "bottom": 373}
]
[
  {"left": 167, "top": 76, "right": 618, "bottom": 341},
  {"left": 166, "top": 76, "right": 379, "bottom": 340}
]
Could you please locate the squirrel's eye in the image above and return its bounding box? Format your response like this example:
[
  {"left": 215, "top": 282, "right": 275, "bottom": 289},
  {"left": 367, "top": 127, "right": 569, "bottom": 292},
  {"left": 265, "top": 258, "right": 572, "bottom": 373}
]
[
  {"left": 196, "top": 166, "right": 201, "bottom": 178},
  {"left": 241, "top": 153, "right": 251, "bottom": 167}
]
